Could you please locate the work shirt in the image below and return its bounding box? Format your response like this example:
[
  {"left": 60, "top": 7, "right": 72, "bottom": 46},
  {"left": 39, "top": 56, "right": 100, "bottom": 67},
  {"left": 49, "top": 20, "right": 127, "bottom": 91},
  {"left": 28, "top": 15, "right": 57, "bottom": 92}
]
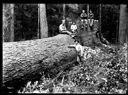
[
  {"left": 89, "top": 12, "right": 94, "bottom": 19},
  {"left": 59, "top": 24, "right": 67, "bottom": 32},
  {"left": 71, "top": 24, "right": 77, "bottom": 33},
  {"left": 80, "top": 12, "right": 87, "bottom": 19}
]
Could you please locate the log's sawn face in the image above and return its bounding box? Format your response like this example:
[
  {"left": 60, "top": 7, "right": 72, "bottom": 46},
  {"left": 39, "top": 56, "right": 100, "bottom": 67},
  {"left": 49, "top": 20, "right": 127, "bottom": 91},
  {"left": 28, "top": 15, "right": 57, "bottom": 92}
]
[{"left": 3, "top": 34, "right": 77, "bottom": 85}]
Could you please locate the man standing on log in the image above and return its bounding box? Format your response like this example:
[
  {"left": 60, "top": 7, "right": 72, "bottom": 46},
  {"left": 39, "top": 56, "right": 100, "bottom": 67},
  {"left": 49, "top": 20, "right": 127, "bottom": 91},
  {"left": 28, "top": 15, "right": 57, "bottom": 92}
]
[
  {"left": 80, "top": 10, "right": 88, "bottom": 31},
  {"left": 88, "top": 10, "right": 94, "bottom": 31},
  {"left": 80, "top": 10, "right": 87, "bottom": 24}
]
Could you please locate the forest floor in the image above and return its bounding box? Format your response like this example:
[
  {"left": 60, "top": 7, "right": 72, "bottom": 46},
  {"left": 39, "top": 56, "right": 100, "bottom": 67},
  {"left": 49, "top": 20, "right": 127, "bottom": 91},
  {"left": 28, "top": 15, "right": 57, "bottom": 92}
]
[{"left": 18, "top": 43, "right": 127, "bottom": 94}]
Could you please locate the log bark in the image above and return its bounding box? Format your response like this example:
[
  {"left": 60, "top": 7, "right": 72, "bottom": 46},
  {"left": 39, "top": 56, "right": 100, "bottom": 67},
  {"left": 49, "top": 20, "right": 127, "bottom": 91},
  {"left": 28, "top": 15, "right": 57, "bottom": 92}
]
[{"left": 3, "top": 34, "right": 77, "bottom": 85}]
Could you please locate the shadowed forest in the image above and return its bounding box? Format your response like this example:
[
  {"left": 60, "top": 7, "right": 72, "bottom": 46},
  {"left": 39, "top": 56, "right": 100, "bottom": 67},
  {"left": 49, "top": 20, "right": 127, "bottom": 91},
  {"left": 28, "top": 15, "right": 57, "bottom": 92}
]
[{"left": 2, "top": 4, "right": 128, "bottom": 94}]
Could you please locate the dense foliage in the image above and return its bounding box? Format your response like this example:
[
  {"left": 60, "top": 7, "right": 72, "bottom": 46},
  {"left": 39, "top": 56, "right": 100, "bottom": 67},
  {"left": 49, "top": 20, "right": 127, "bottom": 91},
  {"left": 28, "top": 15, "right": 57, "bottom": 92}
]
[
  {"left": 101, "top": 4, "right": 120, "bottom": 44},
  {"left": 14, "top": 4, "right": 38, "bottom": 41},
  {"left": 46, "top": 4, "right": 63, "bottom": 37},
  {"left": 3, "top": 4, "right": 120, "bottom": 43},
  {"left": 46, "top": 4, "right": 120, "bottom": 44}
]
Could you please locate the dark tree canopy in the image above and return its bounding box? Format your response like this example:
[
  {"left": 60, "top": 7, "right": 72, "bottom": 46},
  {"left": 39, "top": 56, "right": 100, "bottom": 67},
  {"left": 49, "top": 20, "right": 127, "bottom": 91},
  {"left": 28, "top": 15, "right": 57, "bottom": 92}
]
[
  {"left": 3, "top": 4, "right": 126, "bottom": 44},
  {"left": 14, "top": 4, "right": 38, "bottom": 41}
]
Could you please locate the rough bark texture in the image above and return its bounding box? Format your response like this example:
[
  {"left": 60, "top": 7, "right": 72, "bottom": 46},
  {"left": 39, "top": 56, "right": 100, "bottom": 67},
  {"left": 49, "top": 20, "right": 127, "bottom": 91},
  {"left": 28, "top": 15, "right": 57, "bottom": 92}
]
[
  {"left": 3, "top": 34, "right": 77, "bottom": 85},
  {"left": 3, "top": 4, "right": 12, "bottom": 42}
]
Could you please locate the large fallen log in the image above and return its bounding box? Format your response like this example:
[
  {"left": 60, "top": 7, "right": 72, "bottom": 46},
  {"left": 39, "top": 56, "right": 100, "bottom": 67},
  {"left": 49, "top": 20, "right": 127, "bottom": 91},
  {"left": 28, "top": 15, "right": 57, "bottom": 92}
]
[
  {"left": 3, "top": 30, "right": 110, "bottom": 87},
  {"left": 3, "top": 34, "right": 77, "bottom": 86}
]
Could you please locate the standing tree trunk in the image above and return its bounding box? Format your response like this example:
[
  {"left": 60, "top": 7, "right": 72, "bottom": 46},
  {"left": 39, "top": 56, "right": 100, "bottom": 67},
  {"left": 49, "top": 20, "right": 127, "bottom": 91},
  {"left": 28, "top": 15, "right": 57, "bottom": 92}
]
[
  {"left": 119, "top": 4, "right": 128, "bottom": 44},
  {"left": 3, "top": 4, "right": 14, "bottom": 42},
  {"left": 10, "top": 4, "right": 14, "bottom": 42},
  {"left": 87, "top": 4, "right": 90, "bottom": 32},
  {"left": 116, "top": 6, "right": 120, "bottom": 43},
  {"left": 39, "top": 4, "right": 48, "bottom": 38},
  {"left": 99, "top": 4, "right": 102, "bottom": 34},
  {"left": 3, "top": 4, "right": 5, "bottom": 42},
  {"left": 63, "top": 4, "right": 65, "bottom": 19},
  {"left": 37, "top": 4, "right": 40, "bottom": 39},
  {"left": 3, "top": 4, "right": 11, "bottom": 42}
]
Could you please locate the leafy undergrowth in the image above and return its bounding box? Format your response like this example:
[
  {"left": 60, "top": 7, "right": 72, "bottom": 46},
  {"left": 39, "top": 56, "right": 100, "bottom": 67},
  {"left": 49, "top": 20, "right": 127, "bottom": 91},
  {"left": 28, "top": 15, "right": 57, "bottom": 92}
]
[{"left": 18, "top": 43, "right": 127, "bottom": 94}]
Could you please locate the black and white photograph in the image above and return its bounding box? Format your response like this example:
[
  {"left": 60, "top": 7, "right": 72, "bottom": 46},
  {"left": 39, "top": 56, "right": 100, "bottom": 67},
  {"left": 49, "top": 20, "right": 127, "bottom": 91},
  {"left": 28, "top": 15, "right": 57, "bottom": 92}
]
[{"left": 2, "top": 3, "right": 128, "bottom": 94}]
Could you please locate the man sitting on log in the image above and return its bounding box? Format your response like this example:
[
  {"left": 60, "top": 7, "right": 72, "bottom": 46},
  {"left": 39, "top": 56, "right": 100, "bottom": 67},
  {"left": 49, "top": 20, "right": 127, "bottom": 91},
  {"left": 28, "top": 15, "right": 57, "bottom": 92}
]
[
  {"left": 70, "top": 22, "right": 78, "bottom": 38},
  {"left": 59, "top": 19, "right": 72, "bottom": 35},
  {"left": 59, "top": 19, "right": 78, "bottom": 41}
]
